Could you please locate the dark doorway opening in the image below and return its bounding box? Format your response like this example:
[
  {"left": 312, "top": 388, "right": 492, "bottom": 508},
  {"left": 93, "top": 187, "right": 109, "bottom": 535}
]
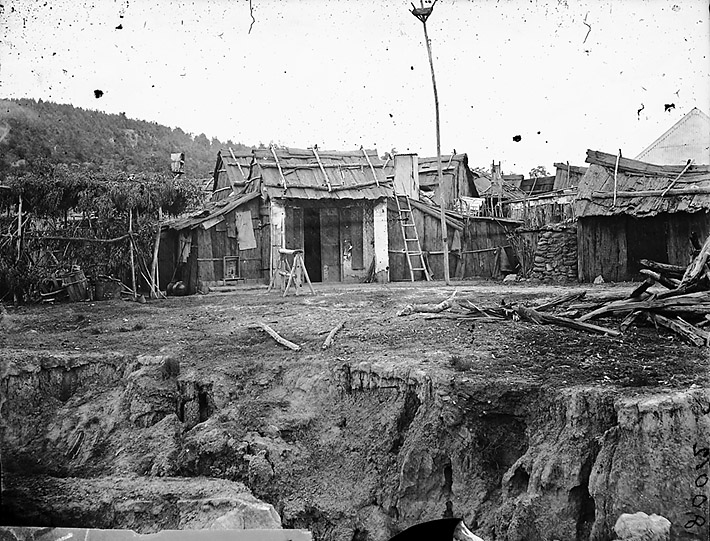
[
  {"left": 626, "top": 216, "right": 668, "bottom": 276},
  {"left": 304, "top": 208, "right": 322, "bottom": 282}
]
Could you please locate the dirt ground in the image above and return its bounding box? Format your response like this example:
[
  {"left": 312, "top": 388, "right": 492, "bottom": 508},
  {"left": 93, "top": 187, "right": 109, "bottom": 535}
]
[{"left": 3, "top": 278, "right": 708, "bottom": 391}]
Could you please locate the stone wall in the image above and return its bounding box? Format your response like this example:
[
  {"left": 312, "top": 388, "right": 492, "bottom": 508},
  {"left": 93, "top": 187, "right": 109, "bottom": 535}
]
[{"left": 531, "top": 224, "right": 578, "bottom": 281}]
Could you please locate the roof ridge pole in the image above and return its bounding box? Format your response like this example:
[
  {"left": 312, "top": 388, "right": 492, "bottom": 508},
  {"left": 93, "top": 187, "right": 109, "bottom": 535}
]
[
  {"left": 361, "top": 146, "right": 380, "bottom": 186},
  {"left": 612, "top": 149, "right": 621, "bottom": 207},
  {"left": 311, "top": 146, "right": 332, "bottom": 192},
  {"left": 229, "top": 147, "right": 245, "bottom": 178},
  {"left": 411, "top": 0, "right": 450, "bottom": 284},
  {"left": 270, "top": 144, "right": 288, "bottom": 189},
  {"left": 661, "top": 158, "right": 694, "bottom": 197}
]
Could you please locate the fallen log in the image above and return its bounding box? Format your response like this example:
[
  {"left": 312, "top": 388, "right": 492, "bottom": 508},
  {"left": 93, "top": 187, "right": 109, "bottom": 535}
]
[
  {"left": 629, "top": 277, "right": 655, "bottom": 298},
  {"left": 638, "top": 269, "right": 680, "bottom": 290},
  {"left": 254, "top": 323, "right": 301, "bottom": 351},
  {"left": 619, "top": 310, "right": 644, "bottom": 332},
  {"left": 578, "top": 291, "right": 710, "bottom": 321},
  {"left": 650, "top": 313, "right": 709, "bottom": 347},
  {"left": 398, "top": 290, "right": 457, "bottom": 316},
  {"left": 322, "top": 321, "right": 345, "bottom": 350},
  {"left": 639, "top": 259, "right": 686, "bottom": 278},
  {"left": 680, "top": 233, "right": 710, "bottom": 288},
  {"left": 515, "top": 305, "right": 621, "bottom": 336},
  {"left": 533, "top": 291, "right": 587, "bottom": 312},
  {"left": 457, "top": 299, "right": 508, "bottom": 319}
]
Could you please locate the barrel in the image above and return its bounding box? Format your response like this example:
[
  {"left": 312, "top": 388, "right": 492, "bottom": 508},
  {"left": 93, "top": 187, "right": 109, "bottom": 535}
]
[{"left": 64, "top": 269, "right": 88, "bottom": 302}]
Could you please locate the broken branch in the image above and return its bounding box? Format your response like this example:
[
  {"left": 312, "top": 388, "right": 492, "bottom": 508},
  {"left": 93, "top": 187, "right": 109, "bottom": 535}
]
[
  {"left": 254, "top": 323, "right": 301, "bottom": 351},
  {"left": 322, "top": 321, "right": 345, "bottom": 350},
  {"left": 398, "top": 290, "right": 457, "bottom": 316}
]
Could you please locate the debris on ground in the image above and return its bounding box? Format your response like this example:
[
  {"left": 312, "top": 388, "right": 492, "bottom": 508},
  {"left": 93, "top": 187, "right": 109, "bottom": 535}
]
[{"left": 399, "top": 235, "right": 710, "bottom": 346}]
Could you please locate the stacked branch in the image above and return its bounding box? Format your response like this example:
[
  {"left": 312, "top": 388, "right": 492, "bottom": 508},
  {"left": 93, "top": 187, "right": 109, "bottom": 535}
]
[{"left": 397, "top": 234, "right": 710, "bottom": 346}]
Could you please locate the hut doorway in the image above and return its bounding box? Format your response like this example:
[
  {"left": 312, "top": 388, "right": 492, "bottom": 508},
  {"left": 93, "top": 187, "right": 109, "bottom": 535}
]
[
  {"left": 626, "top": 216, "right": 668, "bottom": 276},
  {"left": 304, "top": 208, "right": 322, "bottom": 282}
]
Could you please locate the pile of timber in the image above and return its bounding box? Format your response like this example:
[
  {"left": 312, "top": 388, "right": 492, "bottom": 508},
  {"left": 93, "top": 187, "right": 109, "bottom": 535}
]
[{"left": 401, "top": 235, "right": 710, "bottom": 346}]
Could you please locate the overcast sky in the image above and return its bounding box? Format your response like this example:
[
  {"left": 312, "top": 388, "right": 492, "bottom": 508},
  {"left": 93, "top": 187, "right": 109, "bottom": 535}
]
[{"left": 1, "top": 0, "right": 708, "bottom": 175}]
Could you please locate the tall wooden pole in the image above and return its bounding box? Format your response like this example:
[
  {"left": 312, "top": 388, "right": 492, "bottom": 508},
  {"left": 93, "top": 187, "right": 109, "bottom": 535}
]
[
  {"left": 15, "top": 193, "right": 22, "bottom": 263},
  {"left": 128, "top": 209, "right": 137, "bottom": 299},
  {"left": 150, "top": 206, "right": 163, "bottom": 299},
  {"left": 414, "top": 4, "right": 450, "bottom": 284}
]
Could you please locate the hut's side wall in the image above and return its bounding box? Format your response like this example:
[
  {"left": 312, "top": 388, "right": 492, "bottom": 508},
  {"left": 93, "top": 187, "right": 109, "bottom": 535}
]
[
  {"left": 577, "top": 216, "right": 628, "bottom": 282},
  {"left": 462, "top": 218, "right": 517, "bottom": 278},
  {"left": 579, "top": 211, "right": 710, "bottom": 282},
  {"left": 388, "top": 202, "right": 516, "bottom": 280}
]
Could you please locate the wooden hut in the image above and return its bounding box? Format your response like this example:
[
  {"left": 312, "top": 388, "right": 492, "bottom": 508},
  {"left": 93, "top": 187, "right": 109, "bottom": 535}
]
[
  {"left": 160, "top": 147, "right": 390, "bottom": 292},
  {"left": 576, "top": 149, "right": 710, "bottom": 282},
  {"left": 415, "top": 154, "right": 479, "bottom": 208}
]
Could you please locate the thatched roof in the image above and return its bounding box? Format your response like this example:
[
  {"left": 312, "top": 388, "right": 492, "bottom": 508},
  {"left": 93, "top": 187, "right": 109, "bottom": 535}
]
[
  {"left": 575, "top": 149, "right": 710, "bottom": 218},
  {"left": 213, "top": 147, "right": 389, "bottom": 202}
]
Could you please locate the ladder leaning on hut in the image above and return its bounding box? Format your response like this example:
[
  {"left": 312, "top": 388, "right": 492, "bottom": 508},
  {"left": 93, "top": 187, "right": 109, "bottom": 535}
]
[{"left": 394, "top": 193, "right": 431, "bottom": 282}]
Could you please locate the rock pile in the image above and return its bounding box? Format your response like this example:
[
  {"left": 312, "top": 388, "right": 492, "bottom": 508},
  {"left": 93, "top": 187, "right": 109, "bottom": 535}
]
[{"left": 532, "top": 224, "right": 577, "bottom": 282}]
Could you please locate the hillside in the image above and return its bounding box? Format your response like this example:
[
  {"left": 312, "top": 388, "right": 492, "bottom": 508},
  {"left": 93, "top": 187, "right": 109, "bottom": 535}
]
[{"left": 0, "top": 98, "right": 252, "bottom": 178}]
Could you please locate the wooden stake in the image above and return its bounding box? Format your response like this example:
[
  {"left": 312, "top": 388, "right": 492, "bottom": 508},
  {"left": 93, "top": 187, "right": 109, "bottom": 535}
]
[
  {"left": 128, "top": 209, "right": 137, "bottom": 300},
  {"left": 150, "top": 206, "right": 163, "bottom": 299},
  {"left": 270, "top": 144, "right": 288, "bottom": 189},
  {"left": 661, "top": 158, "right": 693, "bottom": 197},
  {"left": 361, "top": 147, "right": 380, "bottom": 187},
  {"left": 255, "top": 323, "right": 301, "bottom": 351},
  {"left": 322, "top": 321, "right": 345, "bottom": 349},
  {"left": 312, "top": 146, "right": 332, "bottom": 192},
  {"left": 15, "top": 193, "right": 22, "bottom": 262},
  {"left": 612, "top": 149, "right": 621, "bottom": 207}
]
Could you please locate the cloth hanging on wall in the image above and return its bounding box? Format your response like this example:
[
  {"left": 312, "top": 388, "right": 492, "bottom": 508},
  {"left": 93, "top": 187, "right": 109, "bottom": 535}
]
[
  {"left": 178, "top": 231, "right": 192, "bottom": 263},
  {"left": 235, "top": 210, "right": 257, "bottom": 250}
]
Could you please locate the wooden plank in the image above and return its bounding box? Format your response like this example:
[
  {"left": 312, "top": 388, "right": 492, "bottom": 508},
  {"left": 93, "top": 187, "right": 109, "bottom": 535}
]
[{"left": 198, "top": 228, "right": 215, "bottom": 282}]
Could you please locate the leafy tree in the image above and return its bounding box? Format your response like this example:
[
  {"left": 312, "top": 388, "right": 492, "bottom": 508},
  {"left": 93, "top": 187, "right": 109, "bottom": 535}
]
[
  {"left": 0, "top": 161, "right": 204, "bottom": 303},
  {"left": 529, "top": 165, "right": 549, "bottom": 178}
]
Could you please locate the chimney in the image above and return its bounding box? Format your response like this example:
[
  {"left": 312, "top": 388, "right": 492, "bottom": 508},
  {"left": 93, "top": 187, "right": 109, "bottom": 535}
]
[
  {"left": 393, "top": 153, "right": 419, "bottom": 199},
  {"left": 171, "top": 152, "right": 185, "bottom": 175}
]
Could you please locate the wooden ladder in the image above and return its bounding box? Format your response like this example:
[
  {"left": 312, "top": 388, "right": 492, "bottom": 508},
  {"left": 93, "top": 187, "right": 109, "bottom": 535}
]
[{"left": 394, "top": 194, "right": 431, "bottom": 281}]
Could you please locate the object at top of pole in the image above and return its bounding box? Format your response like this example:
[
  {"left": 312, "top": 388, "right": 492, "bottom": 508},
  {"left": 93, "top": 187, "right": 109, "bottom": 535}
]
[{"left": 410, "top": 0, "right": 437, "bottom": 23}]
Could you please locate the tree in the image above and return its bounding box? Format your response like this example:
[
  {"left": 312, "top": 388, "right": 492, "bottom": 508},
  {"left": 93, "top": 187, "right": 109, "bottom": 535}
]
[{"left": 529, "top": 165, "right": 549, "bottom": 178}]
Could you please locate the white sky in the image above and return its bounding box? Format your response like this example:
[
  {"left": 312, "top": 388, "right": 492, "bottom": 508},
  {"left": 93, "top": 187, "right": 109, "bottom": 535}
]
[{"left": 1, "top": 0, "right": 709, "bottom": 175}]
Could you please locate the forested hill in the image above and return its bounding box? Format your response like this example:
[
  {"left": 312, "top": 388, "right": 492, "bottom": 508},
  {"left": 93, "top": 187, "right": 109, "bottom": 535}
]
[{"left": 0, "top": 98, "right": 252, "bottom": 178}]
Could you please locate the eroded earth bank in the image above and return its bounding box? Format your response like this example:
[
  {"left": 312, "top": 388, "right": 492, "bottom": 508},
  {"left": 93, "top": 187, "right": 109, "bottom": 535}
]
[{"left": 1, "top": 283, "right": 709, "bottom": 541}]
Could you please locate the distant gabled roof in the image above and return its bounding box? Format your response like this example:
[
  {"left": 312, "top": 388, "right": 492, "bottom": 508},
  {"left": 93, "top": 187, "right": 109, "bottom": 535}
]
[
  {"left": 635, "top": 107, "right": 710, "bottom": 165},
  {"left": 575, "top": 149, "right": 710, "bottom": 218}
]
